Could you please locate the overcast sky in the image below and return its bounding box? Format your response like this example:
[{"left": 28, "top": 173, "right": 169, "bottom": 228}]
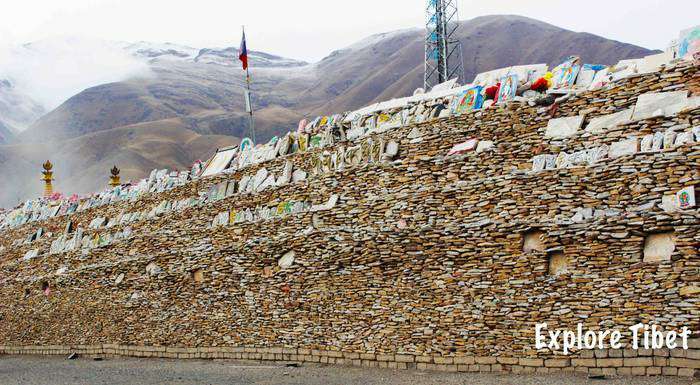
[{"left": 2, "top": 0, "right": 698, "bottom": 62}]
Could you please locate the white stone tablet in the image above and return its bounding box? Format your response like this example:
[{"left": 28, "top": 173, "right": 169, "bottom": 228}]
[
  {"left": 632, "top": 91, "right": 688, "bottom": 121},
  {"left": 545, "top": 116, "right": 584, "bottom": 139}
]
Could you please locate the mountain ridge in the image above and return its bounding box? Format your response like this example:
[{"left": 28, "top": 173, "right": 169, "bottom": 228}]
[{"left": 1, "top": 14, "right": 660, "bottom": 207}]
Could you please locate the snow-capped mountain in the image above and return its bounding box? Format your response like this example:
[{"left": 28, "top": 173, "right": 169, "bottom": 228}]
[
  {"left": 194, "top": 47, "right": 308, "bottom": 68},
  {"left": 123, "top": 41, "right": 308, "bottom": 68},
  {"left": 123, "top": 41, "right": 200, "bottom": 61},
  {"left": 0, "top": 78, "right": 45, "bottom": 143}
]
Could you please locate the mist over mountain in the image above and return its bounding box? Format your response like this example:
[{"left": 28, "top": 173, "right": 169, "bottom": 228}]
[
  {"left": 0, "top": 78, "right": 45, "bottom": 143},
  {"left": 0, "top": 15, "right": 658, "bottom": 207}
]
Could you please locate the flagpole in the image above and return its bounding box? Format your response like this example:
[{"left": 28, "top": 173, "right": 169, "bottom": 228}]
[
  {"left": 242, "top": 26, "right": 256, "bottom": 144},
  {"left": 245, "top": 67, "right": 256, "bottom": 144}
]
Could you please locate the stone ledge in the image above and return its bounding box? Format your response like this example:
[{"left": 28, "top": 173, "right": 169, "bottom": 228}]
[{"left": 1, "top": 345, "right": 698, "bottom": 377}]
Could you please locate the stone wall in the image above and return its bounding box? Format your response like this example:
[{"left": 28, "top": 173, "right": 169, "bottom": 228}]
[{"left": 1, "top": 61, "right": 699, "bottom": 378}]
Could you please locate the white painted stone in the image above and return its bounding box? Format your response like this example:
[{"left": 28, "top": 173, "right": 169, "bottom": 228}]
[
  {"left": 651, "top": 131, "right": 665, "bottom": 151},
  {"left": 115, "top": 273, "right": 125, "bottom": 285},
  {"left": 383, "top": 141, "right": 399, "bottom": 160},
  {"left": 335, "top": 147, "right": 346, "bottom": 171},
  {"left": 264, "top": 146, "right": 277, "bottom": 162},
  {"left": 253, "top": 168, "right": 269, "bottom": 191},
  {"left": 278, "top": 251, "right": 296, "bottom": 268},
  {"left": 575, "top": 67, "right": 596, "bottom": 88},
  {"left": 276, "top": 161, "right": 293, "bottom": 186},
  {"left": 663, "top": 129, "right": 677, "bottom": 149},
  {"left": 571, "top": 208, "right": 593, "bottom": 223},
  {"left": 408, "top": 127, "right": 422, "bottom": 139},
  {"left": 689, "top": 96, "right": 700, "bottom": 109},
  {"left": 89, "top": 217, "right": 106, "bottom": 229},
  {"left": 447, "top": 139, "right": 478, "bottom": 155},
  {"left": 532, "top": 155, "right": 546, "bottom": 172},
  {"left": 611, "top": 59, "right": 640, "bottom": 81},
  {"left": 277, "top": 136, "right": 290, "bottom": 156},
  {"left": 585, "top": 109, "right": 633, "bottom": 134},
  {"left": 676, "top": 186, "right": 696, "bottom": 209},
  {"left": 544, "top": 154, "right": 557, "bottom": 169},
  {"left": 292, "top": 201, "right": 305, "bottom": 214},
  {"left": 570, "top": 150, "right": 589, "bottom": 166},
  {"left": 640, "top": 134, "right": 654, "bottom": 152},
  {"left": 22, "top": 249, "right": 38, "bottom": 261},
  {"left": 225, "top": 180, "right": 237, "bottom": 197},
  {"left": 330, "top": 152, "right": 338, "bottom": 170},
  {"left": 243, "top": 209, "right": 253, "bottom": 222},
  {"left": 347, "top": 126, "right": 365, "bottom": 141},
  {"left": 324, "top": 194, "right": 339, "bottom": 210},
  {"left": 674, "top": 131, "right": 693, "bottom": 146},
  {"left": 211, "top": 211, "right": 229, "bottom": 227},
  {"left": 637, "top": 51, "right": 673, "bottom": 74},
  {"left": 545, "top": 116, "right": 584, "bottom": 139},
  {"left": 590, "top": 145, "right": 609, "bottom": 164},
  {"left": 476, "top": 140, "right": 494, "bottom": 153},
  {"left": 292, "top": 169, "right": 307, "bottom": 183},
  {"left": 321, "top": 151, "right": 333, "bottom": 173},
  {"left": 258, "top": 174, "right": 276, "bottom": 192},
  {"left": 555, "top": 152, "right": 571, "bottom": 169},
  {"left": 609, "top": 137, "right": 638, "bottom": 158},
  {"left": 632, "top": 91, "right": 689, "bottom": 120}
]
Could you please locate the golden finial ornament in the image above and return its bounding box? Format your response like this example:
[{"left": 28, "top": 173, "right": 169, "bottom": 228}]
[
  {"left": 109, "top": 165, "right": 121, "bottom": 187},
  {"left": 41, "top": 160, "right": 54, "bottom": 197}
]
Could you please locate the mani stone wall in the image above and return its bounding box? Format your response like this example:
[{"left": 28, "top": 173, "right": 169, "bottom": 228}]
[{"left": 0, "top": 61, "right": 699, "bottom": 378}]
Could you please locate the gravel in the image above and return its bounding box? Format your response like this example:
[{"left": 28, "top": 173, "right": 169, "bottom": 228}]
[{"left": 0, "top": 356, "right": 697, "bottom": 385}]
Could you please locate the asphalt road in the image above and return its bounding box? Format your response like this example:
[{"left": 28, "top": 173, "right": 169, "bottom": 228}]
[{"left": 0, "top": 355, "right": 697, "bottom": 385}]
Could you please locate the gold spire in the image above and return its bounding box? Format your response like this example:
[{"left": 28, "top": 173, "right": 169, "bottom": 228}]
[
  {"left": 109, "top": 165, "right": 121, "bottom": 187},
  {"left": 41, "top": 160, "right": 54, "bottom": 197}
]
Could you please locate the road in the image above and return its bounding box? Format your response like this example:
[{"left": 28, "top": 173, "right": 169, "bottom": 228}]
[{"left": 0, "top": 355, "right": 696, "bottom": 385}]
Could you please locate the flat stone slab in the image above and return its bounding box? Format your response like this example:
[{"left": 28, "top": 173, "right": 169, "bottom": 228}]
[
  {"left": 632, "top": 91, "right": 688, "bottom": 121},
  {"left": 545, "top": 116, "right": 584, "bottom": 139},
  {"left": 609, "top": 137, "right": 639, "bottom": 158},
  {"left": 585, "top": 109, "right": 633, "bottom": 134}
]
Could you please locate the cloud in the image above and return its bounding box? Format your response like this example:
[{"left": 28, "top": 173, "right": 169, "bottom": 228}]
[{"left": 0, "top": 36, "right": 152, "bottom": 113}]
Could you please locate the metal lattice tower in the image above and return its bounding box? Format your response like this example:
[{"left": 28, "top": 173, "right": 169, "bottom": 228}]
[{"left": 424, "top": 0, "right": 464, "bottom": 90}]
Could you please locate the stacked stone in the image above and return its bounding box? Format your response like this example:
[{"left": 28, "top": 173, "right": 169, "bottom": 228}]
[{"left": 0, "top": 62, "right": 698, "bottom": 378}]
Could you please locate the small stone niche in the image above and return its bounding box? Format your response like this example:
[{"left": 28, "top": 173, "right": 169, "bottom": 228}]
[
  {"left": 547, "top": 251, "right": 568, "bottom": 276},
  {"left": 523, "top": 230, "right": 546, "bottom": 253},
  {"left": 40, "top": 281, "right": 49, "bottom": 291},
  {"left": 192, "top": 269, "right": 204, "bottom": 283},
  {"left": 643, "top": 233, "right": 676, "bottom": 262}
]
